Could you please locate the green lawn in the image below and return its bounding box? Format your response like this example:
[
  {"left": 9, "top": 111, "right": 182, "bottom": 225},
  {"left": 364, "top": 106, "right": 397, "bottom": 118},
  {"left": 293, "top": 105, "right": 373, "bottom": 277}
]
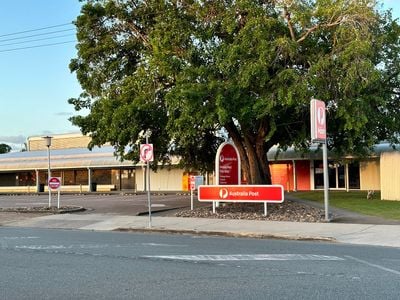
[{"left": 293, "top": 191, "right": 400, "bottom": 220}]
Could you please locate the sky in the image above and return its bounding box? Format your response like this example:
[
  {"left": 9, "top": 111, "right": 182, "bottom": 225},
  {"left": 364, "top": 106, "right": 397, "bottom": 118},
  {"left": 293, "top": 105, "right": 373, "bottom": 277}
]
[{"left": 0, "top": 1, "right": 399, "bottom": 151}]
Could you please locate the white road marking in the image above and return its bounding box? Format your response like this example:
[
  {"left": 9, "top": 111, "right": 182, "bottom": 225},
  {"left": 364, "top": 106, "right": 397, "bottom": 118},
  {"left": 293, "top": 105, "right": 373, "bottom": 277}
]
[
  {"left": 16, "top": 245, "right": 68, "bottom": 250},
  {"left": 151, "top": 204, "right": 166, "bottom": 207},
  {"left": 143, "top": 254, "right": 345, "bottom": 261},
  {"left": 345, "top": 255, "right": 400, "bottom": 276},
  {"left": 13, "top": 243, "right": 186, "bottom": 250},
  {"left": 141, "top": 243, "right": 186, "bottom": 247},
  {"left": 1, "top": 236, "right": 39, "bottom": 240}
]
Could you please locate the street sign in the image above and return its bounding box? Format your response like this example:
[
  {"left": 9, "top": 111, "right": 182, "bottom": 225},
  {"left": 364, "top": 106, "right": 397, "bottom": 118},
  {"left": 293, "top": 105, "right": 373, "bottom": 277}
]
[
  {"left": 311, "top": 99, "right": 326, "bottom": 142},
  {"left": 48, "top": 177, "right": 61, "bottom": 191},
  {"left": 215, "top": 142, "right": 241, "bottom": 185},
  {"left": 190, "top": 175, "right": 204, "bottom": 191},
  {"left": 198, "top": 185, "right": 284, "bottom": 203},
  {"left": 310, "top": 98, "right": 330, "bottom": 221},
  {"left": 140, "top": 144, "right": 154, "bottom": 162},
  {"left": 189, "top": 176, "right": 196, "bottom": 191}
]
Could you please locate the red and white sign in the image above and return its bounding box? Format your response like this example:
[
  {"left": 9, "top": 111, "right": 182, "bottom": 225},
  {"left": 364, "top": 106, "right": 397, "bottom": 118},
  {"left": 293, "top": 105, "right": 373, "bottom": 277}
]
[
  {"left": 215, "top": 142, "right": 241, "bottom": 185},
  {"left": 189, "top": 176, "right": 196, "bottom": 191},
  {"left": 140, "top": 144, "right": 154, "bottom": 162},
  {"left": 311, "top": 99, "right": 326, "bottom": 141},
  {"left": 189, "top": 175, "right": 204, "bottom": 191},
  {"left": 198, "top": 185, "right": 284, "bottom": 203},
  {"left": 48, "top": 177, "right": 61, "bottom": 191}
]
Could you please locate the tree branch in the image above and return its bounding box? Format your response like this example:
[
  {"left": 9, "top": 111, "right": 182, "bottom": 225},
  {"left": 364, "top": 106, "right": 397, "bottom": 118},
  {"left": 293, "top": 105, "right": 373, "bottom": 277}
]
[{"left": 283, "top": 6, "right": 296, "bottom": 41}]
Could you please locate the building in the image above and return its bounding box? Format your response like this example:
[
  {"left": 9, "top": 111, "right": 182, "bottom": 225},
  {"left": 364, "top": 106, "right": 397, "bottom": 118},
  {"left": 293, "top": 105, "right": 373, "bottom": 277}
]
[
  {"left": 0, "top": 133, "right": 188, "bottom": 193},
  {"left": 0, "top": 133, "right": 398, "bottom": 200}
]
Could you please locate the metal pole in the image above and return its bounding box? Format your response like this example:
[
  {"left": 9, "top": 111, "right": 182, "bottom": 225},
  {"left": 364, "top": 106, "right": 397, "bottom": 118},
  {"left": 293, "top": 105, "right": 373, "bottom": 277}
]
[
  {"left": 146, "top": 135, "right": 152, "bottom": 228},
  {"left": 47, "top": 145, "right": 51, "bottom": 208},
  {"left": 57, "top": 190, "right": 60, "bottom": 209},
  {"left": 190, "top": 189, "right": 193, "bottom": 210},
  {"left": 264, "top": 202, "right": 267, "bottom": 216},
  {"left": 322, "top": 142, "right": 330, "bottom": 221}
]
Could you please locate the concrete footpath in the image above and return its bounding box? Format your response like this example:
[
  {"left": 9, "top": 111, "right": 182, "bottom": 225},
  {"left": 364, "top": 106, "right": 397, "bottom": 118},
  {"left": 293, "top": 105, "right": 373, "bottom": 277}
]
[{"left": 3, "top": 213, "right": 400, "bottom": 248}]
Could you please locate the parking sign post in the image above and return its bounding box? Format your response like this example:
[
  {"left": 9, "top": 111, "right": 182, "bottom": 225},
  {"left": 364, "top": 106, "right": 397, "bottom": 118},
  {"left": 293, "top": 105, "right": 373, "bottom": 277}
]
[
  {"left": 311, "top": 99, "right": 329, "bottom": 221},
  {"left": 140, "top": 134, "right": 154, "bottom": 228},
  {"left": 48, "top": 177, "right": 62, "bottom": 209}
]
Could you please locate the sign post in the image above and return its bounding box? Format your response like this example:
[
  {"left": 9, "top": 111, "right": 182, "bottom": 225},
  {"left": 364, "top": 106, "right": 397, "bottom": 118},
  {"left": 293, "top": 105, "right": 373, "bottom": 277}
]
[
  {"left": 311, "top": 99, "right": 329, "bottom": 221},
  {"left": 140, "top": 139, "right": 154, "bottom": 228},
  {"left": 48, "top": 177, "right": 62, "bottom": 209},
  {"left": 190, "top": 176, "right": 195, "bottom": 210},
  {"left": 190, "top": 175, "right": 204, "bottom": 210}
]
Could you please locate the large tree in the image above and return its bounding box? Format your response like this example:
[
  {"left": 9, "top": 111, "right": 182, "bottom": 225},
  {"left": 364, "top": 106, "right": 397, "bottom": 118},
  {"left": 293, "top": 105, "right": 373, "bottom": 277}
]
[{"left": 69, "top": 0, "right": 400, "bottom": 184}]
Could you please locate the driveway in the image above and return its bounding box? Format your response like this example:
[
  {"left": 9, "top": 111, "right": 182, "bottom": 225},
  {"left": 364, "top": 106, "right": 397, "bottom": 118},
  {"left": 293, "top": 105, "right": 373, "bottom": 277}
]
[{"left": 0, "top": 193, "right": 200, "bottom": 225}]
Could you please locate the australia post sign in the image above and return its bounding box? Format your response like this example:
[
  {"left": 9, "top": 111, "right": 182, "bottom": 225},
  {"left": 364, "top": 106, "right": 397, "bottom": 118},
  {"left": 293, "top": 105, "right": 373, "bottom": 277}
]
[
  {"left": 198, "top": 185, "right": 284, "bottom": 203},
  {"left": 216, "top": 142, "right": 241, "bottom": 185}
]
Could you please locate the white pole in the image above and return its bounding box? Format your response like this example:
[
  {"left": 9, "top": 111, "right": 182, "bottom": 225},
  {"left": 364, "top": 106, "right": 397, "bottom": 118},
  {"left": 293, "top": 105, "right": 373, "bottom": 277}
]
[
  {"left": 190, "top": 189, "right": 194, "bottom": 210},
  {"left": 47, "top": 145, "right": 51, "bottom": 208},
  {"left": 146, "top": 135, "right": 152, "bottom": 228},
  {"left": 322, "top": 142, "right": 330, "bottom": 221},
  {"left": 57, "top": 190, "right": 60, "bottom": 209},
  {"left": 264, "top": 202, "right": 267, "bottom": 216}
]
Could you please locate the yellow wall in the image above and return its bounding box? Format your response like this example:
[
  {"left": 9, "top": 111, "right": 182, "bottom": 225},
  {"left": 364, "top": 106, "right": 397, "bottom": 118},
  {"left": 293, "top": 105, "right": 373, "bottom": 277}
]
[
  {"left": 28, "top": 133, "right": 92, "bottom": 151},
  {"left": 360, "top": 159, "right": 380, "bottom": 191},
  {"left": 380, "top": 152, "right": 400, "bottom": 201},
  {"left": 136, "top": 167, "right": 185, "bottom": 191}
]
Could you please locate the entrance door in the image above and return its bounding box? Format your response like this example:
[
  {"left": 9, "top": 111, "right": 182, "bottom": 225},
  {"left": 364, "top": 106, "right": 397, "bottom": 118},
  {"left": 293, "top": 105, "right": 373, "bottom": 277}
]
[{"left": 315, "top": 161, "right": 346, "bottom": 189}]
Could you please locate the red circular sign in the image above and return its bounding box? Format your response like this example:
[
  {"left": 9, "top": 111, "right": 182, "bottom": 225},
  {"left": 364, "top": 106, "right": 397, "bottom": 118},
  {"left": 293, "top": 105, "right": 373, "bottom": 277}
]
[
  {"left": 140, "top": 144, "right": 154, "bottom": 162},
  {"left": 48, "top": 177, "right": 61, "bottom": 190}
]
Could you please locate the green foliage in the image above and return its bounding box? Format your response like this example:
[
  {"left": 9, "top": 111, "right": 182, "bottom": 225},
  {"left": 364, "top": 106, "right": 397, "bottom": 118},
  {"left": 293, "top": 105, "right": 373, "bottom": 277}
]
[
  {"left": 0, "top": 143, "right": 11, "bottom": 154},
  {"left": 70, "top": 0, "right": 400, "bottom": 180}
]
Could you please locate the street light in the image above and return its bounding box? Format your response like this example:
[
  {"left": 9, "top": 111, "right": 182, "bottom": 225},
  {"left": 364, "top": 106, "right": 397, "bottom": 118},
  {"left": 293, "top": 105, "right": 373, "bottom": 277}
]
[{"left": 43, "top": 136, "right": 52, "bottom": 208}]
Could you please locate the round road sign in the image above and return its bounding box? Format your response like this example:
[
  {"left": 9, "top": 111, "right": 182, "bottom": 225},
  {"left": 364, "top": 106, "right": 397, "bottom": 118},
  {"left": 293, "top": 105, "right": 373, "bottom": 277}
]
[
  {"left": 48, "top": 177, "right": 61, "bottom": 190},
  {"left": 140, "top": 144, "right": 154, "bottom": 162}
]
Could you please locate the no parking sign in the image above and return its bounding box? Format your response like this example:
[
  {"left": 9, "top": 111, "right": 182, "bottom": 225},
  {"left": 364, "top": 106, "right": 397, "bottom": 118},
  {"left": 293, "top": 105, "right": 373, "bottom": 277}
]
[{"left": 48, "top": 177, "right": 61, "bottom": 191}]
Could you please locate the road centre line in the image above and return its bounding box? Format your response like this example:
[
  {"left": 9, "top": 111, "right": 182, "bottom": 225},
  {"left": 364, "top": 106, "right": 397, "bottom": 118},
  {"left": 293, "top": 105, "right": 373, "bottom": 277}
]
[
  {"left": 345, "top": 255, "right": 400, "bottom": 276},
  {"left": 143, "top": 254, "right": 345, "bottom": 261}
]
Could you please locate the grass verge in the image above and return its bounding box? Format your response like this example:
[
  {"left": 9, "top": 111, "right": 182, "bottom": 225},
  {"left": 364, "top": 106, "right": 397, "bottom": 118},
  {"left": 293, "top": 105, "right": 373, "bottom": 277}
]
[{"left": 293, "top": 191, "right": 400, "bottom": 220}]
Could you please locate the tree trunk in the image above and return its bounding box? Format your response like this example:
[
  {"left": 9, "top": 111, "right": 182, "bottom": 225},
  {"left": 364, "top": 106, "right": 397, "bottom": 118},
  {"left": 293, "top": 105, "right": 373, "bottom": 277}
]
[{"left": 225, "top": 121, "right": 272, "bottom": 184}]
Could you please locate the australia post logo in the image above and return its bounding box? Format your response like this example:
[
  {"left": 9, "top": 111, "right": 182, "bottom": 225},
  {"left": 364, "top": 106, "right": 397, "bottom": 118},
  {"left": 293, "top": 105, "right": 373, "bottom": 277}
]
[
  {"left": 311, "top": 99, "right": 326, "bottom": 141},
  {"left": 219, "top": 188, "right": 229, "bottom": 199}
]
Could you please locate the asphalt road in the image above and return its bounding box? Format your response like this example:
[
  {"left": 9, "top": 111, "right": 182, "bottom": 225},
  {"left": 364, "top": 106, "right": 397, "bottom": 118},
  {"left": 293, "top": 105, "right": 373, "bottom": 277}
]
[
  {"left": 0, "top": 193, "right": 196, "bottom": 215},
  {"left": 1, "top": 228, "right": 400, "bottom": 299}
]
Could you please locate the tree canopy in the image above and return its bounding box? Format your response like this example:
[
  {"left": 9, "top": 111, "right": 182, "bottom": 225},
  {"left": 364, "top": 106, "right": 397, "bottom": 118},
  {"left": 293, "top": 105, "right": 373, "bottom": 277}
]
[
  {"left": 0, "top": 143, "right": 11, "bottom": 154},
  {"left": 69, "top": 0, "right": 400, "bottom": 184}
]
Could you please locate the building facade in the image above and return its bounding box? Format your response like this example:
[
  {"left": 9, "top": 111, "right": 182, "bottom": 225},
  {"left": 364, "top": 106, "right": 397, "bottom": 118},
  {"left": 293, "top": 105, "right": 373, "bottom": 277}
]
[{"left": 0, "top": 133, "right": 398, "bottom": 199}]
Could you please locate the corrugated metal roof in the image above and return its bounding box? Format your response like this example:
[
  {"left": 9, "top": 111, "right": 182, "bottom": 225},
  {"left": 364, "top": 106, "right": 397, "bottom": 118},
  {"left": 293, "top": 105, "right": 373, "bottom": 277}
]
[
  {"left": 0, "top": 146, "right": 135, "bottom": 171},
  {"left": 0, "top": 143, "right": 398, "bottom": 172},
  {"left": 267, "top": 143, "right": 400, "bottom": 161}
]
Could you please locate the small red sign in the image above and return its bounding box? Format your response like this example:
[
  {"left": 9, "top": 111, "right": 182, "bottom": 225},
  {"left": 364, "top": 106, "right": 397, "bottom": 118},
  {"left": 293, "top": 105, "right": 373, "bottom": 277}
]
[
  {"left": 189, "top": 176, "right": 195, "bottom": 191},
  {"left": 140, "top": 144, "right": 154, "bottom": 162},
  {"left": 48, "top": 177, "right": 61, "bottom": 190},
  {"left": 311, "top": 99, "right": 326, "bottom": 141},
  {"left": 216, "top": 143, "right": 240, "bottom": 185},
  {"left": 198, "top": 185, "right": 284, "bottom": 203}
]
